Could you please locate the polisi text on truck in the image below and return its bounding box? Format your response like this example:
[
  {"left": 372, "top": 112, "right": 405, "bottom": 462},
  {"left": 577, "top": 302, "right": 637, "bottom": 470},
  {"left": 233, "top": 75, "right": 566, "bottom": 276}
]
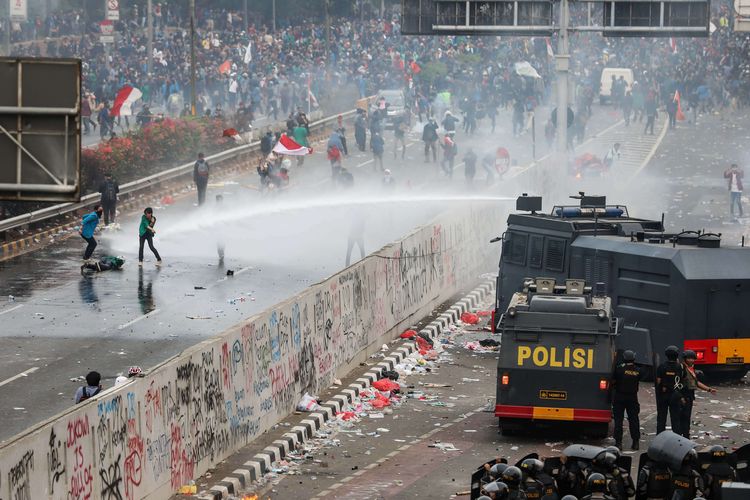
[{"left": 516, "top": 345, "right": 595, "bottom": 369}]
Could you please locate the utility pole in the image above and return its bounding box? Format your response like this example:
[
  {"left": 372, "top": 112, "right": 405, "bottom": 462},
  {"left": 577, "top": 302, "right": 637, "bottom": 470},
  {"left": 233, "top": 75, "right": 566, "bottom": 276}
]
[
  {"left": 272, "top": 0, "right": 276, "bottom": 33},
  {"left": 325, "top": 0, "right": 330, "bottom": 61},
  {"left": 243, "top": 0, "right": 248, "bottom": 30},
  {"left": 147, "top": 0, "right": 153, "bottom": 74},
  {"left": 555, "top": 0, "right": 570, "bottom": 156},
  {"left": 190, "top": 0, "right": 196, "bottom": 116},
  {"left": 5, "top": 6, "right": 10, "bottom": 57}
]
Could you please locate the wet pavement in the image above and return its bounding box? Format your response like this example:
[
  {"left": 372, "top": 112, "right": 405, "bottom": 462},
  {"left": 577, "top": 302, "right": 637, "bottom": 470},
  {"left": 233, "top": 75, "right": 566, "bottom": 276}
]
[{"left": 0, "top": 102, "right": 635, "bottom": 442}]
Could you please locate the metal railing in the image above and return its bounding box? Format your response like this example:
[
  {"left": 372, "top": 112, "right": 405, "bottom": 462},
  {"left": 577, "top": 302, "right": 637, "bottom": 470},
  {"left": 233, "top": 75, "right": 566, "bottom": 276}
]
[{"left": 0, "top": 108, "right": 358, "bottom": 234}]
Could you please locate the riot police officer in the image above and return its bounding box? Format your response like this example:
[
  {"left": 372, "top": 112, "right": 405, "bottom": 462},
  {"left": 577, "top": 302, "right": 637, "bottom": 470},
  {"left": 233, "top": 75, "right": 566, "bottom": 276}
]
[
  {"left": 522, "top": 458, "right": 559, "bottom": 500},
  {"left": 636, "top": 453, "right": 672, "bottom": 500},
  {"left": 671, "top": 350, "right": 717, "bottom": 438},
  {"left": 502, "top": 466, "right": 528, "bottom": 499},
  {"left": 581, "top": 473, "right": 616, "bottom": 500},
  {"left": 483, "top": 481, "right": 511, "bottom": 500},
  {"left": 520, "top": 459, "right": 547, "bottom": 500},
  {"left": 670, "top": 448, "right": 705, "bottom": 500},
  {"left": 702, "top": 445, "right": 736, "bottom": 500},
  {"left": 591, "top": 449, "right": 634, "bottom": 500},
  {"left": 558, "top": 454, "right": 588, "bottom": 498},
  {"left": 612, "top": 350, "right": 643, "bottom": 450},
  {"left": 655, "top": 345, "right": 682, "bottom": 435}
]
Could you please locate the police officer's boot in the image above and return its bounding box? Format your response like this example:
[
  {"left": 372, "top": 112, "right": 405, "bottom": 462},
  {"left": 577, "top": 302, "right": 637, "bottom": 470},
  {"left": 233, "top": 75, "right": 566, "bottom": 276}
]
[{"left": 631, "top": 440, "right": 639, "bottom": 451}]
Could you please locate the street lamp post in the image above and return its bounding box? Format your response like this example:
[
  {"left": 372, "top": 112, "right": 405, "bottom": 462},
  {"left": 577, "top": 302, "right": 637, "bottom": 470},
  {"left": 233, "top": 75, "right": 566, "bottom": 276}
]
[
  {"left": 147, "top": 0, "right": 153, "bottom": 75},
  {"left": 190, "top": 0, "right": 196, "bottom": 116}
]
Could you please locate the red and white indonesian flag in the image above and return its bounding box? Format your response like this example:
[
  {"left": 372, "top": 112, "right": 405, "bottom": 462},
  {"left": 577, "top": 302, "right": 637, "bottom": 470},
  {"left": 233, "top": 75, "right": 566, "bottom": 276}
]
[
  {"left": 273, "top": 133, "right": 312, "bottom": 156},
  {"left": 111, "top": 85, "right": 142, "bottom": 116}
]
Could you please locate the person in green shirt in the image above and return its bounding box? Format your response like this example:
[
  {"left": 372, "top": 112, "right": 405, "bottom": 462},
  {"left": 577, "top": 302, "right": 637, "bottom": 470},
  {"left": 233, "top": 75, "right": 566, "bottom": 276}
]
[
  {"left": 138, "top": 207, "right": 162, "bottom": 266},
  {"left": 293, "top": 125, "right": 309, "bottom": 166}
]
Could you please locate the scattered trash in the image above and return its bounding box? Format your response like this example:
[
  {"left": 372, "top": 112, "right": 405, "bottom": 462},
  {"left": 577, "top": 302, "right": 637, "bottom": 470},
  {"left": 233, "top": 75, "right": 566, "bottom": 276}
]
[
  {"left": 476, "top": 311, "right": 492, "bottom": 317},
  {"left": 381, "top": 343, "right": 389, "bottom": 351},
  {"left": 479, "top": 338, "right": 500, "bottom": 347},
  {"left": 178, "top": 484, "right": 197, "bottom": 494},
  {"left": 296, "top": 393, "right": 321, "bottom": 412},
  {"left": 376, "top": 428, "right": 390, "bottom": 433},
  {"left": 720, "top": 421, "right": 740, "bottom": 428},
  {"left": 13, "top": 407, "right": 25, "bottom": 410},
  {"left": 462, "top": 378, "right": 480, "bottom": 382},
  {"left": 333, "top": 378, "right": 342, "bottom": 386},
  {"left": 400, "top": 329, "right": 417, "bottom": 339},
  {"left": 194, "top": 286, "right": 206, "bottom": 290},
  {"left": 369, "top": 412, "right": 385, "bottom": 419},
  {"left": 423, "top": 383, "right": 451, "bottom": 388},
  {"left": 460, "top": 312, "right": 480, "bottom": 324},
  {"left": 430, "top": 442, "right": 459, "bottom": 452},
  {"left": 8, "top": 295, "right": 15, "bottom": 302},
  {"left": 226, "top": 270, "right": 234, "bottom": 276},
  {"left": 186, "top": 315, "right": 212, "bottom": 320},
  {"left": 70, "top": 376, "right": 86, "bottom": 382},
  {"left": 372, "top": 378, "right": 400, "bottom": 393}
]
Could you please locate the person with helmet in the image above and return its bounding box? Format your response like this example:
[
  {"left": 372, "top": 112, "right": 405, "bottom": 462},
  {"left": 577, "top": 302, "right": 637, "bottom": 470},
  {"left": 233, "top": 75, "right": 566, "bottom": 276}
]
[
  {"left": 560, "top": 496, "right": 578, "bottom": 500},
  {"left": 655, "top": 345, "right": 684, "bottom": 435},
  {"left": 592, "top": 450, "right": 634, "bottom": 500},
  {"left": 482, "top": 481, "right": 510, "bottom": 500},
  {"left": 670, "top": 448, "right": 705, "bottom": 500},
  {"left": 636, "top": 452, "right": 671, "bottom": 500},
  {"left": 612, "top": 350, "right": 644, "bottom": 450},
  {"left": 558, "top": 453, "right": 588, "bottom": 498},
  {"left": 521, "top": 458, "right": 558, "bottom": 500},
  {"left": 581, "top": 473, "right": 615, "bottom": 500},
  {"left": 489, "top": 462, "right": 510, "bottom": 481},
  {"left": 702, "top": 445, "right": 736, "bottom": 500},
  {"left": 671, "top": 350, "right": 717, "bottom": 439},
  {"left": 520, "top": 459, "right": 545, "bottom": 499},
  {"left": 502, "top": 466, "right": 528, "bottom": 499}
]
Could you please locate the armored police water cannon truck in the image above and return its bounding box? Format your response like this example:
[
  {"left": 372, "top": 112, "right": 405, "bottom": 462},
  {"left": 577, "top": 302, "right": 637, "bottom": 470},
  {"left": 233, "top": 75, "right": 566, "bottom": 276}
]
[
  {"left": 496, "top": 277, "right": 617, "bottom": 437},
  {"left": 494, "top": 193, "right": 750, "bottom": 380}
]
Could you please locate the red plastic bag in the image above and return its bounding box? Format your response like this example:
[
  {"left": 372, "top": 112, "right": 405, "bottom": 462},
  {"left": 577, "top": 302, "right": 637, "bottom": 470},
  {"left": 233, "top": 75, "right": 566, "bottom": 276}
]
[
  {"left": 476, "top": 310, "right": 492, "bottom": 317},
  {"left": 337, "top": 411, "right": 357, "bottom": 421},
  {"left": 373, "top": 378, "right": 400, "bottom": 392},
  {"left": 371, "top": 397, "right": 390, "bottom": 409},
  {"left": 400, "top": 329, "right": 417, "bottom": 339},
  {"left": 461, "top": 312, "right": 480, "bottom": 324},
  {"left": 416, "top": 336, "right": 432, "bottom": 353}
]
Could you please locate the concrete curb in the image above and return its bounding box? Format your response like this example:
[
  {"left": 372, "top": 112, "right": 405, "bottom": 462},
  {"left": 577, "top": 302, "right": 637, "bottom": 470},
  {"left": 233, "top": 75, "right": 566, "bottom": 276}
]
[{"left": 194, "top": 279, "right": 495, "bottom": 499}]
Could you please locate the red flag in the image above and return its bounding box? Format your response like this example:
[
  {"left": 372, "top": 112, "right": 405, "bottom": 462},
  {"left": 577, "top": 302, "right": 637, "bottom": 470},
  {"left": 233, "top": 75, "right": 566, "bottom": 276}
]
[
  {"left": 222, "top": 128, "right": 239, "bottom": 137},
  {"left": 675, "top": 91, "right": 685, "bottom": 121},
  {"left": 273, "top": 133, "right": 312, "bottom": 156},
  {"left": 410, "top": 61, "right": 421, "bottom": 74},
  {"left": 218, "top": 60, "right": 231, "bottom": 74},
  {"left": 111, "top": 85, "right": 142, "bottom": 117},
  {"left": 669, "top": 37, "right": 677, "bottom": 54}
]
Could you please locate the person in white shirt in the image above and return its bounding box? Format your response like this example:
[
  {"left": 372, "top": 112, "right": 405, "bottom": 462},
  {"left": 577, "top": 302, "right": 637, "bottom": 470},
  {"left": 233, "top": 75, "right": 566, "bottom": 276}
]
[{"left": 723, "top": 163, "right": 744, "bottom": 218}]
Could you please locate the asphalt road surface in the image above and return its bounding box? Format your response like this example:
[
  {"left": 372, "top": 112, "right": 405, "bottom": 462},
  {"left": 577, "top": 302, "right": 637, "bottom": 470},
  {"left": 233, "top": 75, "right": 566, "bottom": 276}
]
[
  {"left": 194, "top": 297, "right": 749, "bottom": 499},
  {"left": 0, "top": 102, "right": 635, "bottom": 442}
]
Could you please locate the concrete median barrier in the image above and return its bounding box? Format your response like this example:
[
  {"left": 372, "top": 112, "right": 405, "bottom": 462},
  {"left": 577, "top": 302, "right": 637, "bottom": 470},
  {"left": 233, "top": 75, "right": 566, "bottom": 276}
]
[{"left": 0, "top": 203, "right": 503, "bottom": 499}]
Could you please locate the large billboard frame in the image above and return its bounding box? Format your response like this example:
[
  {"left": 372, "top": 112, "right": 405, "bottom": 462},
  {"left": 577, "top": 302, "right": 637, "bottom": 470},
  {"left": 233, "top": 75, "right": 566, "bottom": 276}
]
[{"left": 0, "top": 57, "right": 81, "bottom": 203}]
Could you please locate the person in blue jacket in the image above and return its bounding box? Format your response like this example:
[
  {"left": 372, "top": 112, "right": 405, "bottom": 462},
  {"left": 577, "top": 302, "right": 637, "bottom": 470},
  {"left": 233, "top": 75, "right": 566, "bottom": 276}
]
[{"left": 80, "top": 205, "right": 103, "bottom": 261}]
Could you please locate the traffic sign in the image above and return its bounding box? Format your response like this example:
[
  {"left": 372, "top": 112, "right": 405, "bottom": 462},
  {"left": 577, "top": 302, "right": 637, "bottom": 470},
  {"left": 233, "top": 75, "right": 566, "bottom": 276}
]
[
  {"left": 106, "top": 0, "right": 120, "bottom": 21},
  {"left": 10, "top": 0, "right": 27, "bottom": 22},
  {"left": 602, "top": 0, "right": 709, "bottom": 36}
]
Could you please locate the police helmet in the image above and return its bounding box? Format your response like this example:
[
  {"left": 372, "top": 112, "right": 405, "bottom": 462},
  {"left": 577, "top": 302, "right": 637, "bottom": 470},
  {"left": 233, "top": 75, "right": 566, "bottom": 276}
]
[
  {"left": 708, "top": 445, "right": 727, "bottom": 461},
  {"left": 587, "top": 472, "right": 608, "bottom": 493},
  {"left": 593, "top": 451, "right": 617, "bottom": 467},
  {"left": 501, "top": 466, "right": 523, "bottom": 487},
  {"left": 482, "top": 480, "right": 509, "bottom": 498},
  {"left": 520, "top": 458, "right": 544, "bottom": 477},
  {"left": 622, "top": 350, "right": 636, "bottom": 362},
  {"left": 683, "top": 350, "right": 697, "bottom": 360},
  {"left": 604, "top": 445, "right": 621, "bottom": 459},
  {"left": 560, "top": 496, "right": 579, "bottom": 500},
  {"left": 478, "top": 496, "right": 493, "bottom": 500},
  {"left": 684, "top": 448, "right": 699, "bottom": 466},
  {"left": 665, "top": 345, "right": 680, "bottom": 360},
  {"left": 490, "top": 463, "right": 509, "bottom": 479}
]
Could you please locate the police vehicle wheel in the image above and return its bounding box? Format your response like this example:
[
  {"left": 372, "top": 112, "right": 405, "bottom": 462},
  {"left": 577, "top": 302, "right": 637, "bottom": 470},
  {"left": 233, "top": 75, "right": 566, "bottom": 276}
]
[{"left": 499, "top": 421, "right": 517, "bottom": 436}]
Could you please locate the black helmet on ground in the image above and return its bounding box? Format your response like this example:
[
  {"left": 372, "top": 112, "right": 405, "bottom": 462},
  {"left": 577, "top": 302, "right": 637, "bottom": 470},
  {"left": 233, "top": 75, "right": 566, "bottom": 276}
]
[
  {"left": 665, "top": 345, "right": 680, "bottom": 360},
  {"left": 501, "top": 466, "right": 523, "bottom": 487},
  {"left": 587, "top": 472, "right": 608, "bottom": 493}
]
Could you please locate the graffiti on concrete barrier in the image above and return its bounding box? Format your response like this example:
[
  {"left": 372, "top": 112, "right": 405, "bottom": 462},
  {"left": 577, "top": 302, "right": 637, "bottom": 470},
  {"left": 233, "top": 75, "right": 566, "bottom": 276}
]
[
  {"left": 0, "top": 206, "right": 498, "bottom": 500},
  {"left": 8, "top": 450, "right": 33, "bottom": 500}
]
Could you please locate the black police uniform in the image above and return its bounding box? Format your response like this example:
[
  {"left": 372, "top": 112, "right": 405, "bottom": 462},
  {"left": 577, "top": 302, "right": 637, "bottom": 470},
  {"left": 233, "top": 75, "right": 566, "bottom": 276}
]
[
  {"left": 612, "top": 361, "right": 643, "bottom": 448},
  {"left": 636, "top": 458, "right": 671, "bottom": 500},
  {"left": 655, "top": 359, "right": 683, "bottom": 434},
  {"left": 522, "top": 477, "right": 546, "bottom": 500},
  {"left": 508, "top": 486, "right": 528, "bottom": 500},
  {"left": 581, "top": 493, "right": 616, "bottom": 500},
  {"left": 670, "top": 465, "right": 705, "bottom": 500},
  {"left": 558, "top": 459, "right": 588, "bottom": 497},
  {"left": 670, "top": 365, "right": 699, "bottom": 439},
  {"left": 537, "top": 471, "right": 559, "bottom": 500},
  {"left": 703, "top": 460, "right": 736, "bottom": 500}
]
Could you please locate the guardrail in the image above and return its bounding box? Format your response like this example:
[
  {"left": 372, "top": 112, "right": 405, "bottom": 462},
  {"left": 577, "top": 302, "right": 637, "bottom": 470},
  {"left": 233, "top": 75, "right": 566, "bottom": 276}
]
[{"left": 0, "top": 108, "right": 359, "bottom": 235}]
